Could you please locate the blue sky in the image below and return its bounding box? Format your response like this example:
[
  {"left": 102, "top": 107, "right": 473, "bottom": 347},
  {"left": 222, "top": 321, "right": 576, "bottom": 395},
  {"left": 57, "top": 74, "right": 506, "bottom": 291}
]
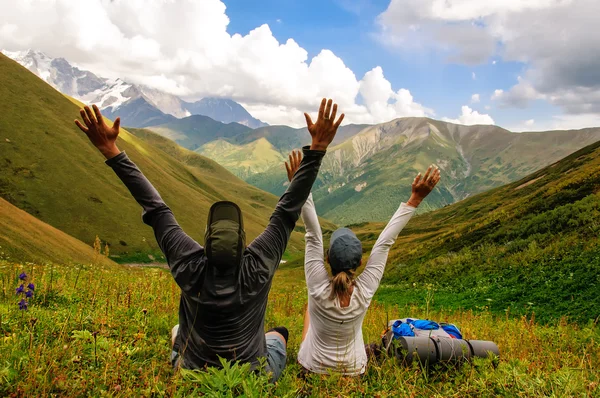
[
  {"left": 224, "top": 0, "right": 524, "bottom": 127},
  {"left": 223, "top": 0, "right": 596, "bottom": 131},
  {"left": 1, "top": 0, "right": 598, "bottom": 131}
]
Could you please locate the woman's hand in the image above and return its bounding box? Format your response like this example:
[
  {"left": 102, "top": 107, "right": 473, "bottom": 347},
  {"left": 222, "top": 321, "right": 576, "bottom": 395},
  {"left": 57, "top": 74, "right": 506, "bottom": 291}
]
[
  {"left": 285, "top": 150, "right": 303, "bottom": 182},
  {"left": 74, "top": 105, "right": 121, "bottom": 159},
  {"left": 407, "top": 165, "right": 441, "bottom": 208}
]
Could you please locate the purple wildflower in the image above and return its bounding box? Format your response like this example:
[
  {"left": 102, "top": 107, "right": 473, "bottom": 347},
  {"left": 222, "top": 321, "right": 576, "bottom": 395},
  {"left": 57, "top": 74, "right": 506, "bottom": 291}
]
[
  {"left": 18, "top": 299, "right": 28, "bottom": 310},
  {"left": 19, "top": 272, "right": 27, "bottom": 281},
  {"left": 15, "top": 284, "right": 24, "bottom": 295},
  {"left": 27, "top": 283, "right": 35, "bottom": 291},
  {"left": 25, "top": 290, "right": 33, "bottom": 298}
]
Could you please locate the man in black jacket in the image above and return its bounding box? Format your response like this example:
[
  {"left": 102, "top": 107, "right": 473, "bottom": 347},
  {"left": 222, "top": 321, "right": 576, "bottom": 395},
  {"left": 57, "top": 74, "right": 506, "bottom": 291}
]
[{"left": 74, "top": 99, "right": 344, "bottom": 381}]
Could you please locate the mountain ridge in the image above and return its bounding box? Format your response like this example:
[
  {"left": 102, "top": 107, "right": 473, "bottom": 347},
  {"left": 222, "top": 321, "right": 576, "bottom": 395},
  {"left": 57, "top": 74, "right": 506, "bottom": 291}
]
[{"left": 233, "top": 117, "right": 600, "bottom": 224}]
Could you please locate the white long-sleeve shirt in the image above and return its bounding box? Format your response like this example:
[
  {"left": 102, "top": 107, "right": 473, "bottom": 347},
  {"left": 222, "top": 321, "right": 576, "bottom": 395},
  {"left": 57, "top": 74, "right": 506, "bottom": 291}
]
[{"left": 297, "top": 194, "right": 415, "bottom": 375}]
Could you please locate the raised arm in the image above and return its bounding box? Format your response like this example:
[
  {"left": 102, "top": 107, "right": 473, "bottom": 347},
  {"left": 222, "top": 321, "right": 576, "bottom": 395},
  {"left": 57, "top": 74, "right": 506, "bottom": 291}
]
[
  {"left": 286, "top": 151, "right": 330, "bottom": 292},
  {"left": 248, "top": 99, "right": 344, "bottom": 275},
  {"left": 357, "top": 166, "right": 441, "bottom": 299},
  {"left": 74, "top": 106, "right": 202, "bottom": 272}
]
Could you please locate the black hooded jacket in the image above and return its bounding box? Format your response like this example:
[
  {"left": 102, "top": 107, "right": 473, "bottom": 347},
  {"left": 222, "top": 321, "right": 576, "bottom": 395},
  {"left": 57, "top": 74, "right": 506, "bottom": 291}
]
[{"left": 106, "top": 146, "right": 325, "bottom": 370}]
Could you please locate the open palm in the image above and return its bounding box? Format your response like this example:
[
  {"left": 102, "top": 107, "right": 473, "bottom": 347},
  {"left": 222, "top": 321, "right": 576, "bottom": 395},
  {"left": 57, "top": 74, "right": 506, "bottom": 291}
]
[
  {"left": 285, "top": 150, "right": 303, "bottom": 182},
  {"left": 304, "top": 98, "right": 345, "bottom": 151},
  {"left": 407, "top": 165, "right": 441, "bottom": 208},
  {"left": 75, "top": 105, "right": 121, "bottom": 159}
]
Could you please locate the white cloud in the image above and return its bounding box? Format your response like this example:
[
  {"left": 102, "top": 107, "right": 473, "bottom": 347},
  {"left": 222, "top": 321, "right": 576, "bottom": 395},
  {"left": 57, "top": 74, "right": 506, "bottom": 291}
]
[
  {"left": 471, "top": 93, "right": 480, "bottom": 103},
  {"left": 471, "top": 72, "right": 476, "bottom": 80},
  {"left": 548, "top": 114, "right": 600, "bottom": 131},
  {"left": 377, "top": 0, "right": 600, "bottom": 118},
  {"left": 357, "top": 66, "right": 432, "bottom": 123},
  {"left": 509, "top": 119, "right": 536, "bottom": 132},
  {"left": 442, "top": 105, "right": 495, "bottom": 125},
  {"left": 491, "top": 89, "right": 504, "bottom": 101},
  {"left": 0, "top": 0, "right": 431, "bottom": 127},
  {"left": 491, "top": 78, "right": 541, "bottom": 108},
  {"left": 510, "top": 114, "right": 600, "bottom": 132}
]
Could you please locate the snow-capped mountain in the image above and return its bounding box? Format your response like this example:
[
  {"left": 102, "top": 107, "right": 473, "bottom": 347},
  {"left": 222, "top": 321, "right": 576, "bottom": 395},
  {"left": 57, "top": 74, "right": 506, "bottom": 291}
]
[
  {"left": 2, "top": 49, "right": 267, "bottom": 128},
  {"left": 2, "top": 49, "right": 106, "bottom": 98}
]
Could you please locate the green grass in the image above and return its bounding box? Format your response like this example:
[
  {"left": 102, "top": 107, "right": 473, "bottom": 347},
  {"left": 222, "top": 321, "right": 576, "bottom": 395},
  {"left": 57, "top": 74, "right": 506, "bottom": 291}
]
[
  {"left": 0, "top": 53, "right": 306, "bottom": 258},
  {"left": 1, "top": 260, "right": 598, "bottom": 397}
]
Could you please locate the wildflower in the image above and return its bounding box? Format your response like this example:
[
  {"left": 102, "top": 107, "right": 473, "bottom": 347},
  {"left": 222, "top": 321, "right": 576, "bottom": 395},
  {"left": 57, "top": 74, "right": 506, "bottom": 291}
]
[
  {"left": 15, "top": 284, "right": 24, "bottom": 295},
  {"left": 19, "top": 272, "right": 27, "bottom": 280},
  {"left": 28, "top": 283, "right": 35, "bottom": 291},
  {"left": 25, "top": 290, "right": 33, "bottom": 298},
  {"left": 18, "top": 299, "right": 28, "bottom": 311}
]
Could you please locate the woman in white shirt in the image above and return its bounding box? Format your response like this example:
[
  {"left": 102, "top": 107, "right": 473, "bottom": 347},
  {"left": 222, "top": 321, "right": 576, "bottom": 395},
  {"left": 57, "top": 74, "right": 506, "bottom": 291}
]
[{"left": 284, "top": 151, "right": 440, "bottom": 375}]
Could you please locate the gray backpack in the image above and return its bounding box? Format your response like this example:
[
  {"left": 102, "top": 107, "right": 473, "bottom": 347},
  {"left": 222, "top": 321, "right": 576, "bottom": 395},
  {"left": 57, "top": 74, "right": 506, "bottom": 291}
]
[{"left": 382, "top": 318, "right": 500, "bottom": 366}]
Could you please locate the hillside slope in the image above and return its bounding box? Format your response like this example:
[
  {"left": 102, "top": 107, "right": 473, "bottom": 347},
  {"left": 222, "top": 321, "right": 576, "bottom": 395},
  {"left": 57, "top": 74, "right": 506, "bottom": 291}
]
[
  {"left": 0, "top": 53, "right": 304, "bottom": 259},
  {"left": 196, "top": 138, "right": 286, "bottom": 178},
  {"left": 147, "top": 115, "right": 251, "bottom": 150},
  {"left": 0, "top": 198, "right": 115, "bottom": 266},
  {"left": 354, "top": 138, "right": 600, "bottom": 322}
]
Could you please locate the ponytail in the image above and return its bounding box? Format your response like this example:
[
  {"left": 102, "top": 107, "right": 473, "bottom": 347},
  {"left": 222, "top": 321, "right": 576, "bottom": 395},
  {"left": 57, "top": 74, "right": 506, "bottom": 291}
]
[{"left": 329, "top": 270, "right": 356, "bottom": 301}]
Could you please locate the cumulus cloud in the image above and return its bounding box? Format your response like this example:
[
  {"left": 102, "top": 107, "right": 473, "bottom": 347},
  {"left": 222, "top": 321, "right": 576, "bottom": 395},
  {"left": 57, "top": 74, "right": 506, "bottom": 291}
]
[
  {"left": 491, "top": 89, "right": 504, "bottom": 101},
  {"left": 358, "top": 67, "right": 433, "bottom": 123},
  {"left": 491, "top": 77, "right": 542, "bottom": 108},
  {"left": 0, "top": 0, "right": 430, "bottom": 126},
  {"left": 442, "top": 105, "right": 495, "bottom": 125},
  {"left": 377, "top": 0, "right": 600, "bottom": 118},
  {"left": 471, "top": 93, "right": 480, "bottom": 103}
]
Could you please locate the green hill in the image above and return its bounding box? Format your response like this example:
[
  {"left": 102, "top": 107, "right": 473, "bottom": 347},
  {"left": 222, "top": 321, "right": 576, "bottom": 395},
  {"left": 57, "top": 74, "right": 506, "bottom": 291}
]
[
  {"left": 0, "top": 198, "right": 115, "bottom": 266},
  {"left": 0, "top": 53, "right": 305, "bottom": 261},
  {"left": 352, "top": 138, "right": 600, "bottom": 322},
  {"left": 147, "top": 115, "right": 251, "bottom": 150},
  {"left": 196, "top": 137, "right": 286, "bottom": 178}
]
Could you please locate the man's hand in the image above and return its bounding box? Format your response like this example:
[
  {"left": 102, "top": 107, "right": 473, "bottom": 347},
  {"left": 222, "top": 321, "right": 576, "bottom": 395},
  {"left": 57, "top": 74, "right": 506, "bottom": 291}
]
[
  {"left": 74, "top": 105, "right": 121, "bottom": 159},
  {"left": 407, "top": 165, "right": 441, "bottom": 208},
  {"left": 304, "top": 98, "right": 345, "bottom": 151},
  {"left": 285, "top": 150, "right": 303, "bottom": 182}
]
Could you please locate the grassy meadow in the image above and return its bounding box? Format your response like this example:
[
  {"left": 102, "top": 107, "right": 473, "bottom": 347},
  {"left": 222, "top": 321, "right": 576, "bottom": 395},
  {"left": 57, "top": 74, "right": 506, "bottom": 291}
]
[{"left": 0, "top": 257, "right": 598, "bottom": 397}]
